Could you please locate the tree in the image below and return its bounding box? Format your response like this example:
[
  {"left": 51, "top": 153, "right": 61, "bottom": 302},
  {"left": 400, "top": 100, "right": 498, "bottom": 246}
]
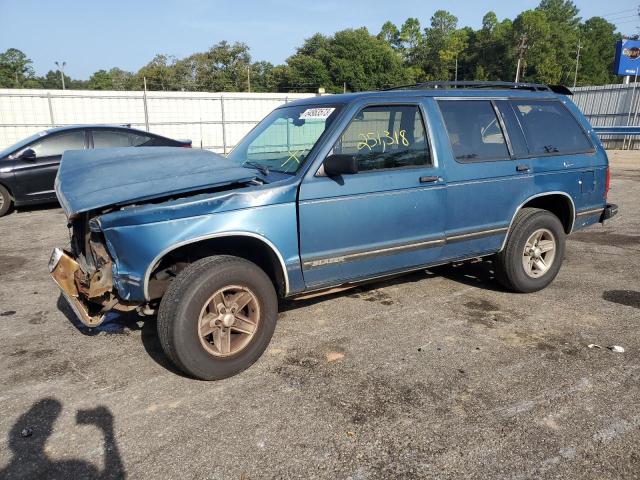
[
  {"left": 578, "top": 17, "right": 620, "bottom": 85},
  {"left": 282, "top": 28, "right": 410, "bottom": 92},
  {"left": 378, "top": 21, "right": 401, "bottom": 50},
  {"left": 536, "top": 0, "right": 581, "bottom": 83},
  {"left": 0, "top": 48, "right": 37, "bottom": 88},
  {"left": 137, "top": 54, "right": 179, "bottom": 90}
]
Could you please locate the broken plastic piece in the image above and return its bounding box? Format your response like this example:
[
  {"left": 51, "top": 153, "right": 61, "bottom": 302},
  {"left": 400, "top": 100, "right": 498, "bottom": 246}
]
[
  {"left": 607, "top": 345, "right": 625, "bottom": 353},
  {"left": 587, "top": 344, "right": 602, "bottom": 349}
]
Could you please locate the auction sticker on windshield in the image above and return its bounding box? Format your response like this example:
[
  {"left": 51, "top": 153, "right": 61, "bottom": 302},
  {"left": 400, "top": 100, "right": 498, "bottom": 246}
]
[{"left": 300, "top": 108, "right": 335, "bottom": 120}]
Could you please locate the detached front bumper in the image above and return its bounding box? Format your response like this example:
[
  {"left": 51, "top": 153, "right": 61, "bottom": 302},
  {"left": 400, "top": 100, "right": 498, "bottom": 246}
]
[{"left": 49, "top": 248, "right": 106, "bottom": 327}]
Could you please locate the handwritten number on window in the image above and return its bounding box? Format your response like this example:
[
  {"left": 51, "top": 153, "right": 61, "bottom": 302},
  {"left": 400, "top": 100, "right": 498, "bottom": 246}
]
[{"left": 356, "top": 130, "right": 409, "bottom": 152}]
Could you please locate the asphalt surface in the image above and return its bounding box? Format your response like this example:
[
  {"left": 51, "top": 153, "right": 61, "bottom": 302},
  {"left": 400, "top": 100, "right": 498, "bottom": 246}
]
[{"left": 1, "top": 153, "right": 639, "bottom": 479}]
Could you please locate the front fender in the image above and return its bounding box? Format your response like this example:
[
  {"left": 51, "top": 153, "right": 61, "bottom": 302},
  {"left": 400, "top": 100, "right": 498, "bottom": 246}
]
[{"left": 100, "top": 202, "right": 303, "bottom": 302}]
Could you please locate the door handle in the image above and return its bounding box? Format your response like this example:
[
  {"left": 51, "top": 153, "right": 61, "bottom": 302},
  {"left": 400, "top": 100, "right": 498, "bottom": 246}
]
[
  {"left": 516, "top": 164, "right": 530, "bottom": 173},
  {"left": 419, "top": 175, "right": 439, "bottom": 183}
]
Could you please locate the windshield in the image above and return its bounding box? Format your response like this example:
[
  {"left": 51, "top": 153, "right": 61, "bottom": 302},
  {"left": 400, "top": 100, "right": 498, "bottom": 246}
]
[{"left": 227, "top": 104, "right": 342, "bottom": 174}]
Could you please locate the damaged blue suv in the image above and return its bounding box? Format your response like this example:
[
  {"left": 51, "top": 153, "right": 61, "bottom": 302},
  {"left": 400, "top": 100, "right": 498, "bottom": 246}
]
[{"left": 49, "top": 82, "right": 617, "bottom": 380}]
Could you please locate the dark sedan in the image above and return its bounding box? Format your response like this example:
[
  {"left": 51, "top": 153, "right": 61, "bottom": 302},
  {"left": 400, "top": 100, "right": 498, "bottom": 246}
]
[{"left": 0, "top": 125, "right": 191, "bottom": 216}]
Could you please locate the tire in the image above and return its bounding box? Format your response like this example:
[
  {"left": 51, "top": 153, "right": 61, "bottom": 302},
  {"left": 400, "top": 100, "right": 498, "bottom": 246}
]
[
  {"left": 494, "top": 208, "right": 566, "bottom": 293},
  {"left": 157, "top": 255, "right": 278, "bottom": 380},
  {"left": 0, "top": 184, "right": 12, "bottom": 217}
]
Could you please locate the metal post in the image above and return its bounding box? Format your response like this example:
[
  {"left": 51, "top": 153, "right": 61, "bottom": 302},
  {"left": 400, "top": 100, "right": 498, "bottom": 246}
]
[
  {"left": 623, "top": 69, "right": 638, "bottom": 150},
  {"left": 284, "top": 96, "right": 290, "bottom": 150},
  {"left": 632, "top": 79, "right": 640, "bottom": 150},
  {"left": 515, "top": 58, "right": 521, "bottom": 83},
  {"left": 220, "top": 95, "right": 227, "bottom": 155},
  {"left": 454, "top": 54, "right": 458, "bottom": 82},
  {"left": 142, "top": 77, "right": 150, "bottom": 132},
  {"left": 47, "top": 92, "right": 55, "bottom": 126}
]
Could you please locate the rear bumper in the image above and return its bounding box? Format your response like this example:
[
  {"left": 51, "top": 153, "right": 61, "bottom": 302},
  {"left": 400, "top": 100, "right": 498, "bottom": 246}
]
[
  {"left": 48, "top": 247, "right": 106, "bottom": 327},
  {"left": 600, "top": 203, "right": 618, "bottom": 223}
]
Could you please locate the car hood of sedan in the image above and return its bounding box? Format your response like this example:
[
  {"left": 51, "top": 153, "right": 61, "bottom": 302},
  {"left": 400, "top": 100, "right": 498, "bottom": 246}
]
[{"left": 56, "top": 147, "right": 256, "bottom": 218}]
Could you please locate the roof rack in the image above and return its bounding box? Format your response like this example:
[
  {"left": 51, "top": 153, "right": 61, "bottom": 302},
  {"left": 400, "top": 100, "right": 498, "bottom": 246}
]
[{"left": 383, "top": 81, "right": 572, "bottom": 95}]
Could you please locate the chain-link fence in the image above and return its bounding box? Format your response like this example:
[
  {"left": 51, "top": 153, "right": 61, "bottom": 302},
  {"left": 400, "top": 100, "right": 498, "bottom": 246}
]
[{"left": 0, "top": 89, "right": 315, "bottom": 153}]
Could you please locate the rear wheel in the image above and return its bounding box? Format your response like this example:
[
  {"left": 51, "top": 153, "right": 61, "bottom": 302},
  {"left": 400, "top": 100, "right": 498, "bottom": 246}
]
[
  {"left": 157, "top": 255, "right": 278, "bottom": 380},
  {"left": 0, "top": 184, "right": 12, "bottom": 217},
  {"left": 494, "top": 208, "right": 565, "bottom": 293}
]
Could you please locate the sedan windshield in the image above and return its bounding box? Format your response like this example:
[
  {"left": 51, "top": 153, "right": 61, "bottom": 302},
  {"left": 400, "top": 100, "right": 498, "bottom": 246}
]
[{"left": 228, "top": 104, "right": 342, "bottom": 174}]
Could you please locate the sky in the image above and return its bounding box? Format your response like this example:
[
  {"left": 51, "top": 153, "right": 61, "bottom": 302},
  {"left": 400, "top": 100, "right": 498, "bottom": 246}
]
[{"left": 1, "top": 0, "right": 638, "bottom": 79}]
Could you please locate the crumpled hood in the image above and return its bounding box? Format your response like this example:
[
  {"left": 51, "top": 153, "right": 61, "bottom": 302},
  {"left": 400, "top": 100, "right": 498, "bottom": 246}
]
[{"left": 55, "top": 147, "right": 256, "bottom": 218}]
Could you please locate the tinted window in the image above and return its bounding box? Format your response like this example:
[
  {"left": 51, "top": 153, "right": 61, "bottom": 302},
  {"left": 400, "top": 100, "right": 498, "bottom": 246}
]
[
  {"left": 130, "top": 133, "right": 152, "bottom": 146},
  {"left": 93, "top": 130, "right": 132, "bottom": 148},
  {"left": 438, "top": 100, "right": 509, "bottom": 162},
  {"left": 333, "top": 105, "right": 430, "bottom": 171},
  {"left": 30, "top": 131, "right": 85, "bottom": 157},
  {"left": 511, "top": 100, "right": 593, "bottom": 155}
]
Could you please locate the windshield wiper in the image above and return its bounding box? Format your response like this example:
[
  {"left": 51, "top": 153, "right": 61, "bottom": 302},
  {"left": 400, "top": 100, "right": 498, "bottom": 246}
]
[{"left": 243, "top": 161, "right": 269, "bottom": 176}]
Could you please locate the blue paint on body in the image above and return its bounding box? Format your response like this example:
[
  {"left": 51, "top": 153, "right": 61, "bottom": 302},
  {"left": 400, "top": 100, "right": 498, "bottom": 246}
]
[{"left": 55, "top": 87, "right": 612, "bottom": 305}]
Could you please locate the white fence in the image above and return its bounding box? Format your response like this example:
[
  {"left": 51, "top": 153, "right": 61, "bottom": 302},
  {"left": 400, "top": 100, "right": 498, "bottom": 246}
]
[
  {"left": 0, "top": 89, "right": 316, "bottom": 152},
  {"left": 2, "top": 85, "right": 637, "bottom": 152}
]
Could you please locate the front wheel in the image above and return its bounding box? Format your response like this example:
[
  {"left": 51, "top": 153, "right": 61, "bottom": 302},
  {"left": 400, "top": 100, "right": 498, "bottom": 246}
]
[
  {"left": 494, "top": 208, "right": 566, "bottom": 293},
  {"left": 157, "top": 255, "right": 278, "bottom": 380},
  {"left": 0, "top": 184, "right": 12, "bottom": 217}
]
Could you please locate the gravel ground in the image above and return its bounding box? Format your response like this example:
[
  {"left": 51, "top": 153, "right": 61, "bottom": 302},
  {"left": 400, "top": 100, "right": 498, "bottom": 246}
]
[{"left": 0, "top": 153, "right": 639, "bottom": 479}]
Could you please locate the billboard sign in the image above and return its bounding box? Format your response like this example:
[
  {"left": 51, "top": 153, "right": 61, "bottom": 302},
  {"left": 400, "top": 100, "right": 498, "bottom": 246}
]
[{"left": 614, "top": 39, "right": 640, "bottom": 76}]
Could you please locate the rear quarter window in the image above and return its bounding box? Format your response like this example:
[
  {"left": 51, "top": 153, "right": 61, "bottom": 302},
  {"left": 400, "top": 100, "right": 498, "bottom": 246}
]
[{"left": 510, "top": 100, "right": 593, "bottom": 155}]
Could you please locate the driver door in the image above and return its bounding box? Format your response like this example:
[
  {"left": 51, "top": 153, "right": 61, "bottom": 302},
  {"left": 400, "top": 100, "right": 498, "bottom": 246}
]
[
  {"left": 13, "top": 130, "right": 86, "bottom": 201},
  {"left": 298, "top": 102, "right": 446, "bottom": 288}
]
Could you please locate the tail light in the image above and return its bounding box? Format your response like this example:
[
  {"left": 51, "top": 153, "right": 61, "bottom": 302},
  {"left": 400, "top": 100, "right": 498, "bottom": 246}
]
[
  {"left": 604, "top": 166, "right": 611, "bottom": 200},
  {"left": 181, "top": 143, "right": 192, "bottom": 148}
]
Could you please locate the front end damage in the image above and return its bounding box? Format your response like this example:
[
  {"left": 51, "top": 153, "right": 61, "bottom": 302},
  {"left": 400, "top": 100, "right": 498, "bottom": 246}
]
[{"left": 49, "top": 215, "right": 135, "bottom": 327}]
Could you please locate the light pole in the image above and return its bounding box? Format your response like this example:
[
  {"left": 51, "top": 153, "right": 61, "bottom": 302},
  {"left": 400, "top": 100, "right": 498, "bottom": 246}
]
[{"left": 55, "top": 61, "right": 66, "bottom": 90}]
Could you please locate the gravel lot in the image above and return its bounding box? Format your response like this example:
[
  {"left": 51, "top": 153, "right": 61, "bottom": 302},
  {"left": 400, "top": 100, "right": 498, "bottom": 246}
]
[{"left": 0, "top": 153, "right": 639, "bottom": 479}]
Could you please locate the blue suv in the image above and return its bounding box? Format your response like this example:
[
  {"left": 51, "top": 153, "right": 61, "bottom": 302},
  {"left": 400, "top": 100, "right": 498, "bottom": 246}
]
[{"left": 49, "top": 82, "right": 617, "bottom": 380}]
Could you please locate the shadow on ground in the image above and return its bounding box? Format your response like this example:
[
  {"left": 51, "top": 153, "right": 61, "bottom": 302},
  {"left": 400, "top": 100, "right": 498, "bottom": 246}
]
[{"left": 0, "top": 398, "right": 125, "bottom": 479}]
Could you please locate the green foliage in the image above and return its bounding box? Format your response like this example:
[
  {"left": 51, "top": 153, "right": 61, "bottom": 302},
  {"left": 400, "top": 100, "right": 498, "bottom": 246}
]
[{"left": 0, "top": 1, "right": 625, "bottom": 92}]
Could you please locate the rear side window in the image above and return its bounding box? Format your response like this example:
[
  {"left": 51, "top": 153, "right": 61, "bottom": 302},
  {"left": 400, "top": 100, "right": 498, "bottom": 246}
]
[
  {"left": 438, "top": 100, "right": 509, "bottom": 162},
  {"left": 511, "top": 100, "right": 593, "bottom": 155},
  {"left": 93, "top": 130, "right": 154, "bottom": 148},
  {"left": 333, "top": 105, "right": 431, "bottom": 171},
  {"left": 93, "top": 130, "right": 131, "bottom": 148}
]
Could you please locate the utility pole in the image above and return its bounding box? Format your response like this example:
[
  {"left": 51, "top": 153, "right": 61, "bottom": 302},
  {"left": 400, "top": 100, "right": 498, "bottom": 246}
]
[
  {"left": 247, "top": 65, "right": 251, "bottom": 93},
  {"left": 573, "top": 39, "right": 582, "bottom": 88},
  {"left": 55, "top": 61, "right": 66, "bottom": 90},
  {"left": 515, "top": 34, "right": 528, "bottom": 83}
]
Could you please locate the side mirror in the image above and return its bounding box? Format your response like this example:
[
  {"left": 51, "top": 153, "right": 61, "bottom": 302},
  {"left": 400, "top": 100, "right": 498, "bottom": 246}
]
[
  {"left": 20, "top": 148, "right": 36, "bottom": 160},
  {"left": 323, "top": 154, "right": 358, "bottom": 176}
]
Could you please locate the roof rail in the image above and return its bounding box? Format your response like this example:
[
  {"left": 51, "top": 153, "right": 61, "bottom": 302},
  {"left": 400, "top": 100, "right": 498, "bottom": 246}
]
[{"left": 383, "top": 81, "right": 572, "bottom": 95}]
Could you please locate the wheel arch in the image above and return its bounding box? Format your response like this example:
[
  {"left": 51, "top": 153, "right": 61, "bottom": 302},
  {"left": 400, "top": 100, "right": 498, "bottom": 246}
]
[
  {"left": 144, "top": 232, "right": 289, "bottom": 301},
  {"left": 500, "top": 192, "right": 575, "bottom": 251}
]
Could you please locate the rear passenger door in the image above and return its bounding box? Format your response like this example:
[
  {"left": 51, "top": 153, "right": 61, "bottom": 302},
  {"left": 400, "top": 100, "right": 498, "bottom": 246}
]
[
  {"left": 435, "top": 98, "right": 533, "bottom": 259},
  {"left": 508, "top": 99, "right": 599, "bottom": 226},
  {"left": 298, "top": 102, "right": 446, "bottom": 288}
]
